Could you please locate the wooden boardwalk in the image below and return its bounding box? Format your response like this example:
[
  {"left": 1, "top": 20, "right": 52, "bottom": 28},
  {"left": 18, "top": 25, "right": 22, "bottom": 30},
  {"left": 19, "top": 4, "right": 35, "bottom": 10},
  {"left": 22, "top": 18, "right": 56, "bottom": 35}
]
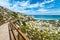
[
  {"left": 0, "top": 19, "right": 29, "bottom": 40},
  {"left": 0, "top": 22, "right": 10, "bottom": 40}
]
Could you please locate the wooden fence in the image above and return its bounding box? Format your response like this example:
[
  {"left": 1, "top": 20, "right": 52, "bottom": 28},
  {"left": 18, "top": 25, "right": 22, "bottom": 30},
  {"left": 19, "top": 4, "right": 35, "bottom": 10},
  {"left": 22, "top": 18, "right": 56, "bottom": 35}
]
[{"left": 9, "top": 20, "right": 29, "bottom": 40}]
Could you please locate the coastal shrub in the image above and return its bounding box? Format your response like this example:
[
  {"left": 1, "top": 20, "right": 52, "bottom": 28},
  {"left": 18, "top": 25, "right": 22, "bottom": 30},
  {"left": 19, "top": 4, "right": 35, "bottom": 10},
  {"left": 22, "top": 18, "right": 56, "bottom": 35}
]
[
  {"left": 20, "top": 21, "right": 60, "bottom": 40},
  {"left": 0, "top": 14, "right": 3, "bottom": 21}
]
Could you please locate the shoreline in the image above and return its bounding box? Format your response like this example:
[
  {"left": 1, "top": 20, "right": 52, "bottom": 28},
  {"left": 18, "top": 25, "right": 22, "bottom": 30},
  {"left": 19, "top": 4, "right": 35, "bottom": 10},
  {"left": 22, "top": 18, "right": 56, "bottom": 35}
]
[
  {"left": 28, "top": 15, "right": 60, "bottom": 20},
  {"left": 34, "top": 18, "right": 60, "bottom": 20}
]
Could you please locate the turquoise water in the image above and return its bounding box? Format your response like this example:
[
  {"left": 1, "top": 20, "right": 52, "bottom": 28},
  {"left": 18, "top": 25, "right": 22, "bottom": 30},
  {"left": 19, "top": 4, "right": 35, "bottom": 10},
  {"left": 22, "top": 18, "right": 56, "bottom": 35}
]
[{"left": 29, "top": 15, "right": 60, "bottom": 20}]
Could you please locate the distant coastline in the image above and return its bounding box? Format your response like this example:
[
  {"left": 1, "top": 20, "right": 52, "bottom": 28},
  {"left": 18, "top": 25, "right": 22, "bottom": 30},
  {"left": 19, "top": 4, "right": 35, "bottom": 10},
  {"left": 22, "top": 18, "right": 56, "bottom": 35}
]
[{"left": 28, "top": 15, "right": 60, "bottom": 20}]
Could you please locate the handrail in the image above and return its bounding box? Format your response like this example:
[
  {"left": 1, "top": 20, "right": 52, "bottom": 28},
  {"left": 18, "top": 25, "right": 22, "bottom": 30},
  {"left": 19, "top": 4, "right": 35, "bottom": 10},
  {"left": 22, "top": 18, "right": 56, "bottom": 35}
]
[
  {"left": 9, "top": 21, "right": 29, "bottom": 40},
  {"left": 0, "top": 18, "right": 15, "bottom": 26},
  {"left": 0, "top": 18, "right": 29, "bottom": 40},
  {"left": 0, "top": 20, "right": 6, "bottom": 26},
  {"left": 9, "top": 24, "right": 17, "bottom": 40}
]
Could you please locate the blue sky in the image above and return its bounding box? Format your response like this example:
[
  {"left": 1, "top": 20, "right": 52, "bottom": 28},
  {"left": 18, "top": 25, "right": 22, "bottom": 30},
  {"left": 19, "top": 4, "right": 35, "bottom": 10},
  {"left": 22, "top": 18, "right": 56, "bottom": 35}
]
[{"left": 0, "top": 0, "right": 60, "bottom": 15}]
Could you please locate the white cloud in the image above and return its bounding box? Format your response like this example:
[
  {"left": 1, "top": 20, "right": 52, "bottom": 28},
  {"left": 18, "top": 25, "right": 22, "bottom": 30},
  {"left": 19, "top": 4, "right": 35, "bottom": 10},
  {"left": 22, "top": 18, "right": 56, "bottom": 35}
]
[
  {"left": 19, "top": 1, "right": 29, "bottom": 7},
  {"left": 0, "top": 0, "right": 54, "bottom": 9},
  {"left": 45, "top": 0, "right": 54, "bottom": 3},
  {"left": 9, "top": 0, "right": 39, "bottom": 11},
  {"left": 0, "top": 0, "right": 60, "bottom": 15},
  {"left": 17, "top": 9, "right": 60, "bottom": 15},
  {"left": 37, "top": 8, "right": 48, "bottom": 12},
  {"left": 12, "top": 0, "right": 39, "bottom": 8},
  {"left": 40, "top": 0, "right": 54, "bottom": 7},
  {"left": 28, "top": 3, "right": 39, "bottom": 8},
  {"left": 13, "top": 1, "right": 29, "bottom": 7},
  {"left": 0, "top": 0, "right": 11, "bottom": 8}
]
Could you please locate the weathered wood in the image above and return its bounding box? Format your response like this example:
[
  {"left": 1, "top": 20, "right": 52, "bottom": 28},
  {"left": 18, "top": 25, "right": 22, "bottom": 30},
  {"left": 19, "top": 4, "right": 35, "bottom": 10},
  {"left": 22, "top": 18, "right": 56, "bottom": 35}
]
[
  {"left": 0, "top": 18, "right": 29, "bottom": 40},
  {"left": 10, "top": 21, "right": 29, "bottom": 40},
  {"left": 10, "top": 24, "right": 18, "bottom": 40}
]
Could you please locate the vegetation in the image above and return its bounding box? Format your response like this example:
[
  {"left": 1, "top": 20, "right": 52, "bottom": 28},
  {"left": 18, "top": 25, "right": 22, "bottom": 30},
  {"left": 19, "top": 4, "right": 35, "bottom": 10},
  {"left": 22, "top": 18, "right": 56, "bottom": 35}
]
[
  {"left": 11, "top": 12, "right": 19, "bottom": 18},
  {"left": 0, "top": 6, "right": 60, "bottom": 40},
  {"left": 0, "top": 13, "right": 3, "bottom": 21},
  {"left": 14, "top": 20, "right": 60, "bottom": 40}
]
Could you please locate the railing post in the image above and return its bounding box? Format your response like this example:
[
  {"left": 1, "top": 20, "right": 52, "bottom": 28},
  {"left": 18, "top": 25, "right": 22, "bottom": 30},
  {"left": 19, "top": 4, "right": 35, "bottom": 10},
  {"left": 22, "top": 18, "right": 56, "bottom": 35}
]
[
  {"left": 9, "top": 21, "right": 29, "bottom": 40},
  {"left": 9, "top": 24, "right": 18, "bottom": 40}
]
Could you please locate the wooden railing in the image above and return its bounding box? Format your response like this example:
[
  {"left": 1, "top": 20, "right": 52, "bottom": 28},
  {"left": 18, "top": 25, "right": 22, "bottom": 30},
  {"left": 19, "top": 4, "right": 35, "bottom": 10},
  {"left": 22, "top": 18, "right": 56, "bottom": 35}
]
[
  {"left": 0, "top": 20, "right": 6, "bottom": 25},
  {"left": 0, "top": 18, "right": 29, "bottom": 40},
  {"left": 9, "top": 20, "right": 29, "bottom": 40},
  {"left": 0, "top": 18, "right": 14, "bottom": 26}
]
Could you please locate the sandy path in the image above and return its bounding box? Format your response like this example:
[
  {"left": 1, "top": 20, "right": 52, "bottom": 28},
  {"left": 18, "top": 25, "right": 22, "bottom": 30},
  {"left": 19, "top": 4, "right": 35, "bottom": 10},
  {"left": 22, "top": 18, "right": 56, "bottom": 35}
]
[{"left": 0, "top": 22, "right": 10, "bottom": 40}]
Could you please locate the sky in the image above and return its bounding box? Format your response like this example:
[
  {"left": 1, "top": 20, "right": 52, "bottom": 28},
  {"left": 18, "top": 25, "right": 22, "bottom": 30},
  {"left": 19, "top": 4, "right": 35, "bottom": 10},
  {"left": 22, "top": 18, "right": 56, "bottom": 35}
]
[{"left": 0, "top": 0, "right": 60, "bottom": 15}]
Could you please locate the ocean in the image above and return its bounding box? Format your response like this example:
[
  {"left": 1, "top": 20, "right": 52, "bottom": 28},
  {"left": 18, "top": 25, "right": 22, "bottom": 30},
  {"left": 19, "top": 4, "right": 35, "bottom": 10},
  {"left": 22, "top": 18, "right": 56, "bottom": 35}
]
[{"left": 29, "top": 15, "right": 60, "bottom": 20}]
